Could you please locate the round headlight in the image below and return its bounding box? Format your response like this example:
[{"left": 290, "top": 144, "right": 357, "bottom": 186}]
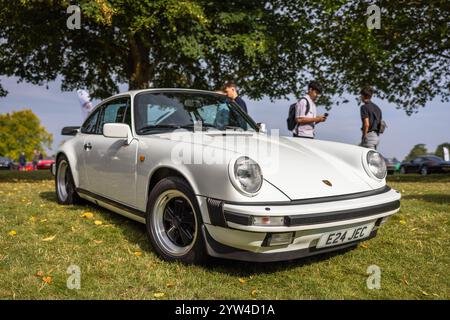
[
  {"left": 230, "top": 156, "right": 263, "bottom": 195},
  {"left": 366, "top": 151, "right": 387, "bottom": 180}
]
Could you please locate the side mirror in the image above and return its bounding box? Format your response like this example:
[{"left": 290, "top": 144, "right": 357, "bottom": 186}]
[
  {"left": 257, "top": 122, "right": 267, "bottom": 134},
  {"left": 61, "top": 126, "right": 80, "bottom": 136},
  {"left": 103, "top": 123, "right": 133, "bottom": 145}
]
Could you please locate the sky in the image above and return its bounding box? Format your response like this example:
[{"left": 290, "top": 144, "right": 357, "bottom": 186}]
[{"left": 0, "top": 76, "right": 449, "bottom": 161}]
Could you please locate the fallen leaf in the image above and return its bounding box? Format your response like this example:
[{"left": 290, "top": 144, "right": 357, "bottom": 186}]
[
  {"left": 42, "top": 276, "right": 52, "bottom": 284},
  {"left": 433, "top": 293, "right": 440, "bottom": 298},
  {"left": 40, "top": 219, "right": 48, "bottom": 223},
  {"left": 81, "top": 212, "right": 94, "bottom": 219},
  {"left": 30, "top": 216, "right": 36, "bottom": 222},
  {"left": 8, "top": 230, "right": 17, "bottom": 236},
  {"left": 35, "top": 271, "right": 44, "bottom": 277},
  {"left": 42, "top": 235, "right": 56, "bottom": 242},
  {"left": 410, "top": 228, "right": 418, "bottom": 232},
  {"left": 238, "top": 278, "right": 247, "bottom": 284},
  {"left": 94, "top": 220, "right": 103, "bottom": 225},
  {"left": 421, "top": 290, "right": 429, "bottom": 296},
  {"left": 154, "top": 292, "right": 165, "bottom": 298},
  {"left": 134, "top": 251, "right": 142, "bottom": 257},
  {"left": 94, "top": 240, "right": 103, "bottom": 244},
  {"left": 251, "top": 289, "right": 258, "bottom": 297},
  {"left": 166, "top": 281, "right": 175, "bottom": 288},
  {"left": 402, "top": 278, "right": 409, "bottom": 285},
  {"left": 71, "top": 226, "right": 76, "bottom": 232},
  {"left": 399, "top": 220, "right": 406, "bottom": 225},
  {"left": 359, "top": 243, "right": 369, "bottom": 249}
]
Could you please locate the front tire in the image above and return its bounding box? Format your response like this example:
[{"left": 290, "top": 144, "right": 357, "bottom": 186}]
[
  {"left": 55, "top": 155, "right": 81, "bottom": 205},
  {"left": 146, "top": 177, "right": 207, "bottom": 264}
]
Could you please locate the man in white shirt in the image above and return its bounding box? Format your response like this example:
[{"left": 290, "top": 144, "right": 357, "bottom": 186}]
[{"left": 293, "top": 81, "right": 327, "bottom": 138}]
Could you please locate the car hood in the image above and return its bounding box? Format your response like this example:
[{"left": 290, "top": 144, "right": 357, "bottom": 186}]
[{"left": 154, "top": 131, "right": 376, "bottom": 200}]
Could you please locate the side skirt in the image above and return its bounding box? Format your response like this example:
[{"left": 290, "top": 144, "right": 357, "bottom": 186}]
[{"left": 76, "top": 188, "right": 146, "bottom": 224}]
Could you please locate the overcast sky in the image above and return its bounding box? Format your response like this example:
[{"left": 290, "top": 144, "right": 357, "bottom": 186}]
[{"left": 0, "top": 76, "right": 449, "bottom": 161}]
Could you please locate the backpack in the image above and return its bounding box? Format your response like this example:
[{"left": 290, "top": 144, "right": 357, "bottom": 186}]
[
  {"left": 373, "top": 104, "right": 386, "bottom": 134},
  {"left": 287, "top": 97, "right": 310, "bottom": 131}
]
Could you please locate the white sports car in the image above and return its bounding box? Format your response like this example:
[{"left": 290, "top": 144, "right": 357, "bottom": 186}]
[{"left": 54, "top": 89, "right": 401, "bottom": 263}]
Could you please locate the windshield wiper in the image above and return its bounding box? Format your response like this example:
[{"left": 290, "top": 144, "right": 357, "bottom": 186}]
[
  {"left": 137, "top": 124, "right": 185, "bottom": 134},
  {"left": 223, "top": 125, "right": 245, "bottom": 131}
]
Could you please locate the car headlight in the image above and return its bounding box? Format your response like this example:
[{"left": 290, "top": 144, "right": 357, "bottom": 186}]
[
  {"left": 366, "top": 151, "right": 387, "bottom": 180},
  {"left": 229, "top": 156, "right": 263, "bottom": 196}
]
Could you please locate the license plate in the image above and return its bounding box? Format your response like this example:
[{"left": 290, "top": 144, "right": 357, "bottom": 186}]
[{"left": 316, "top": 223, "right": 374, "bottom": 248}]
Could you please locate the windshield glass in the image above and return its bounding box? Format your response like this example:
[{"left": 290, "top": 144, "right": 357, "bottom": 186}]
[{"left": 134, "top": 91, "right": 258, "bottom": 134}]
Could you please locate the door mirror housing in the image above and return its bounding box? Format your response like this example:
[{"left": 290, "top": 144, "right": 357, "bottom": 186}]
[
  {"left": 61, "top": 126, "right": 80, "bottom": 136},
  {"left": 103, "top": 123, "right": 133, "bottom": 145}
]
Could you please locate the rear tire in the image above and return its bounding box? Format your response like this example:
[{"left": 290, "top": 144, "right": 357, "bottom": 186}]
[
  {"left": 55, "top": 155, "right": 81, "bottom": 205},
  {"left": 145, "top": 176, "right": 207, "bottom": 264}
]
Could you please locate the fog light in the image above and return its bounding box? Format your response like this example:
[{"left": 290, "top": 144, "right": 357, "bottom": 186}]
[
  {"left": 252, "top": 216, "right": 285, "bottom": 226},
  {"left": 265, "top": 232, "right": 294, "bottom": 246}
]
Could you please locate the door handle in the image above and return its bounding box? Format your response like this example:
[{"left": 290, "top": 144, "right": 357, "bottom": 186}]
[{"left": 84, "top": 142, "right": 92, "bottom": 151}]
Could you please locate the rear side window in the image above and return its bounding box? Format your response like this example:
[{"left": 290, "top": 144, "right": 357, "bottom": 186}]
[
  {"left": 81, "top": 108, "right": 101, "bottom": 134},
  {"left": 96, "top": 97, "right": 131, "bottom": 134}
]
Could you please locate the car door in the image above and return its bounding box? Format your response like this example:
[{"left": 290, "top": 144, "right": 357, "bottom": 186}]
[
  {"left": 83, "top": 96, "right": 138, "bottom": 207},
  {"left": 78, "top": 106, "right": 102, "bottom": 189}
]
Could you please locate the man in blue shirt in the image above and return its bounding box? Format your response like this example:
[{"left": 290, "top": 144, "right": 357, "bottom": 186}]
[{"left": 223, "top": 81, "right": 248, "bottom": 114}]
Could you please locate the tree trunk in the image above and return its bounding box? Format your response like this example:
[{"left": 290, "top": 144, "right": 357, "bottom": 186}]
[{"left": 127, "top": 33, "right": 151, "bottom": 90}]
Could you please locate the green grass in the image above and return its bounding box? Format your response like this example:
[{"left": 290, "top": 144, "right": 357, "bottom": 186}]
[{"left": 0, "top": 170, "right": 449, "bottom": 299}]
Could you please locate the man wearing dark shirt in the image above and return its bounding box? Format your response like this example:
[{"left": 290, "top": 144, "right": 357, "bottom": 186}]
[
  {"left": 223, "top": 81, "right": 248, "bottom": 114},
  {"left": 360, "top": 86, "right": 382, "bottom": 150}
]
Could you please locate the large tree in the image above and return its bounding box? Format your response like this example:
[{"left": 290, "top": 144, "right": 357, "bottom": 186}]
[
  {"left": 0, "top": 110, "right": 53, "bottom": 161},
  {"left": 0, "top": 0, "right": 448, "bottom": 113}
]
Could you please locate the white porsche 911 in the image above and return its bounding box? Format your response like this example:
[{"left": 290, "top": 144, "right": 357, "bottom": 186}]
[{"left": 54, "top": 89, "right": 401, "bottom": 263}]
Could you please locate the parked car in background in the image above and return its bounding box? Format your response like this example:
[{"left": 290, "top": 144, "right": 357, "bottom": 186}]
[
  {"left": 384, "top": 157, "right": 401, "bottom": 174},
  {"left": 37, "top": 158, "right": 55, "bottom": 170},
  {"left": 0, "top": 157, "right": 17, "bottom": 170},
  {"left": 23, "top": 162, "right": 35, "bottom": 171},
  {"left": 400, "top": 155, "right": 450, "bottom": 176}
]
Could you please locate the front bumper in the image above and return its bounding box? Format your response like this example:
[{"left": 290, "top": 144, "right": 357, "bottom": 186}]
[{"left": 200, "top": 186, "right": 401, "bottom": 262}]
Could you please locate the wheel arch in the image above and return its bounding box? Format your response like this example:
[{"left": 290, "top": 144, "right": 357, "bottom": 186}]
[
  {"left": 147, "top": 166, "right": 199, "bottom": 198},
  {"left": 55, "top": 151, "right": 81, "bottom": 188}
]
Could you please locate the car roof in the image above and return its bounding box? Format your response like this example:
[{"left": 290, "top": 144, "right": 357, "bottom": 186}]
[{"left": 109, "top": 88, "right": 221, "bottom": 99}]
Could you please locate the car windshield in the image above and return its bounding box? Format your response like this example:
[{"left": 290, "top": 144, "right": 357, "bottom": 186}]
[{"left": 134, "top": 91, "right": 258, "bottom": 134}]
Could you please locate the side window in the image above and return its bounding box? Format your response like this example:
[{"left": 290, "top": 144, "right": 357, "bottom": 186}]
[
  {"left": 81, "top": 107, "right": 101, "bottom": 134},
  {"left": 96, "top": 97, "right": 131, "bottom": 134}
]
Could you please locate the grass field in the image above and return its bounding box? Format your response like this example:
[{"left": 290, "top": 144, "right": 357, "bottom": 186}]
[{"left": 0, "top": 170, "right": 449, "bottom": 300}]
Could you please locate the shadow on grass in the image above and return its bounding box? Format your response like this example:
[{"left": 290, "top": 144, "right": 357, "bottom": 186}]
[
  {"left": 38, "top": 191, "right": 358, "bottom": 274},
  {"left": 206, "top": 245, "right": 357, "bottom": 276},
  {"left": 0, "top": 170, "right": 53, "bottom": 182},
  {"left": 387, "top": 173, "right": 450, "bottom": 183},
  {"left": 402, "top": 193, "right": 450, "bottom": 205}
]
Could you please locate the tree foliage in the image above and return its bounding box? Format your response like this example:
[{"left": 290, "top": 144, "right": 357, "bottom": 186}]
[
  {"left": 404, "top": 143, "right": 428, "bottom": 162},
  {"left": 0, "top": 110, "right": 53, "bottom": 161},
  {"left": 434, "top": 142, "right": 450, "bottom": 159},
  {"left": 0, "top": 0, "right": 448, "bottom": 114}
]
